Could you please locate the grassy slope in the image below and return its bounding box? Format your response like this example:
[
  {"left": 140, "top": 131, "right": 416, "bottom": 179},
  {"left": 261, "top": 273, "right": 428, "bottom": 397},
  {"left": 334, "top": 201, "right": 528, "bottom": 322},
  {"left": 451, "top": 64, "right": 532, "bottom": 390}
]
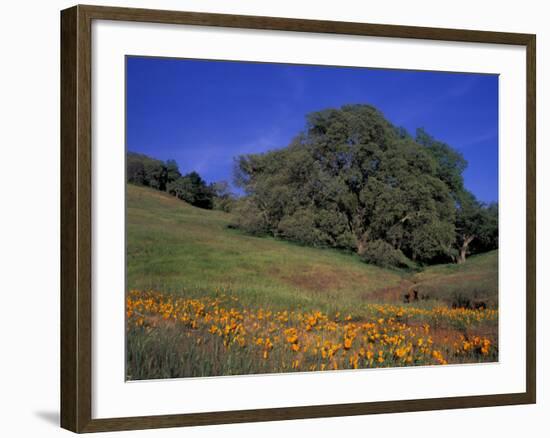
[
  {"left": 126, "top": 185, "right": 499, "bottom": 379},
  {"left": 127, "top": 184, "right": 498, "bottom": 312},
  {"left": 127, "top": 184, "right": 404, "bottom": 314},
  {"left": 412, "top": 250, "right": 498, "bottom": 308}
]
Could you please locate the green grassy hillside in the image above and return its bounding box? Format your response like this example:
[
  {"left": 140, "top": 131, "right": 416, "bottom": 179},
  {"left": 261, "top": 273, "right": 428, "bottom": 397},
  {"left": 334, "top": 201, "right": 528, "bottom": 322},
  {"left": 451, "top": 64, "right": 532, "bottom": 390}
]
[
  {"left": 126, "top": 184, "right": 499, "bottom": 378},
  {"left": 411, "top": 250, "right": 498, "bottom": 308},
  {"left": 127, "top": 184, "right": 405, "bottom": 314},
  {"left": 127, "top": 184, "right": 498, "bottom": 313}
]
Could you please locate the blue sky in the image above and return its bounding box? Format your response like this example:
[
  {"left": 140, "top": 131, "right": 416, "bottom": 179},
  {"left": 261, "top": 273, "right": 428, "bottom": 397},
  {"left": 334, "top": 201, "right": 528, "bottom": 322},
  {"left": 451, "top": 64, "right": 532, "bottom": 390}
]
[{"left": 126, "top": 56, "right": 498, "bottom": 203}]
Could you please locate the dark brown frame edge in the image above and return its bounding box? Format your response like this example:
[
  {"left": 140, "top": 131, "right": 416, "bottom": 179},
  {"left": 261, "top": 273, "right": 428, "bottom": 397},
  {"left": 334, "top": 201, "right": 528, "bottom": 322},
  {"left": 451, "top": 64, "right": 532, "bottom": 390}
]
[{"left": 60, "top": 4, "right": 536, "bottom": 433}]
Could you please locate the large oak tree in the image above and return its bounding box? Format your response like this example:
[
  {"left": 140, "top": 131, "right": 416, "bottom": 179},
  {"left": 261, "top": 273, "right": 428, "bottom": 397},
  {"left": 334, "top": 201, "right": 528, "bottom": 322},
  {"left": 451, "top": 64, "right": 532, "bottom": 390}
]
[{"left": 234, "top": 104, "right": 497, "bottom": 266}]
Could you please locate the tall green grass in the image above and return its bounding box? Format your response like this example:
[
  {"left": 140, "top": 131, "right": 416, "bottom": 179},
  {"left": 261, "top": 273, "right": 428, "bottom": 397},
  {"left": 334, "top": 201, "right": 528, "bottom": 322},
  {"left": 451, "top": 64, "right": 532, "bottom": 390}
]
[
  {"left": 127, "top": 184, "right": 406, "bottom": 315},
  {"left": 127, "top": 184, "right": 498, "bottom": 312},
  {"left": 126, "top": 185, "right": 499, "bottom": 379}
]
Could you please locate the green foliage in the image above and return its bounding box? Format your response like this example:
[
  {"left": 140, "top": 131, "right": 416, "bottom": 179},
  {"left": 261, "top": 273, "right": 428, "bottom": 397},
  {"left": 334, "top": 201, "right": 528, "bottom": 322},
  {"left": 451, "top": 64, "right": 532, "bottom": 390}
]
[
  {"left": 211, "top": 181, "right": 236, "bottom": 212},
  {"left": 166, "top": 176, "right": 194, "bottom": 202},
  {"left": 167, "top": 171, "right": 214, "bottom": 209},
  {"left": 234, "top": 104, "right": 469, "bottom": 264},
  {"left": 128, "top": 102, "right": 498, "bottom": 266},
  {"left": 277, "top": 208, "right": 321, "bottom": 246},
  {"left": 455, "top": 192, "right": 498, "bottom": 262},
  {"left": 359, "top": 239, "right": 408, "bottom": 268},
  {"left": 127, "top": 152, "right": 168, "bottom": 190},
  {"left": 127, "top": 151, "right": 220, "bottom": 210},
  {"left": 165, "top": 159, "right": 181, "bottom": 183},
  {"left": 415, "top": 128, "right": 467, "bottom": 199},
  {"left": 476, "top": 202, "right": 499, "bottom": 250},
  {"left": 231, "top": 197, "right": 269, "bottom": 235}
]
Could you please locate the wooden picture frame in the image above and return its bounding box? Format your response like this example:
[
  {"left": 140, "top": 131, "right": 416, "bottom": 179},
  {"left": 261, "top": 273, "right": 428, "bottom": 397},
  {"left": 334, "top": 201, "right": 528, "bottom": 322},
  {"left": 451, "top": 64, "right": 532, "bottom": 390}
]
[{"left": 61, "top": 4, "right": 536, "bottom": 433}]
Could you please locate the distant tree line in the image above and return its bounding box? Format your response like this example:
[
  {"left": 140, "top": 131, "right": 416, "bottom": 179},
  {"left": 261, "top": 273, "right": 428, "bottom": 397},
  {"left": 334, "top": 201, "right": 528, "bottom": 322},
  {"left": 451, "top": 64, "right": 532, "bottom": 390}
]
[
  {"left": 234, "top": 104, "right": 498, "bottom": 267},
  {"left": 127, "top": 152, "right": 235, "bottom": 211}
]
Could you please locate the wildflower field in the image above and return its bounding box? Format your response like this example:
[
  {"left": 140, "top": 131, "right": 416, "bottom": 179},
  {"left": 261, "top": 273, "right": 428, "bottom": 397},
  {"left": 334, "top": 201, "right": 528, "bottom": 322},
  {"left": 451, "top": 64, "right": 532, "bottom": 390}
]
[
  {"left": 126, "top": 185, "right": 498, "bottom": 380},
  {"left": 126, "top": 289, "right": 497, "bottom": 379}
]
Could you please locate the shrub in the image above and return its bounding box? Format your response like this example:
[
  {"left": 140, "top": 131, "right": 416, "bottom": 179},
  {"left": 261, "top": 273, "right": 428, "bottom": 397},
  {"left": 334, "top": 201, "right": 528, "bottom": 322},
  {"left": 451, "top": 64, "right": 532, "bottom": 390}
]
[
  {"left": 167, "top": 172, "right": 214, "bottom": 209},
  {"left": 213, "top": 197, "right": 235, "bottom": 213},
  {"left": 277, "top": 209, "right": 324, "bottom": 246},
  {"left": 314, "top": 209, "right": 356, "bottom": 250},
  {"left": 359, "top": 239, "right": 408, "bottom": 268},
  {"left": 211, "top": 181, "right": 235, "bottom": 212},
  {"left": 233, "top": 198, "right": 269, "bottom": 236}
]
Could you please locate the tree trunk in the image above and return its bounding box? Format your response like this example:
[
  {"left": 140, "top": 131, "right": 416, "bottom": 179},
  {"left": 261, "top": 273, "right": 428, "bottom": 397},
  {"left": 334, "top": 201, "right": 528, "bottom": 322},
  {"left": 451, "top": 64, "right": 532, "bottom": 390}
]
[
  {"left": 357, "top": 235, "right": 368, "bottom": 255},
  {"left": 457, "top": 235, "right": 474, "bottom": 264},
  {"left": 457, "top": 247, "right": 467, "bottom": 264}
]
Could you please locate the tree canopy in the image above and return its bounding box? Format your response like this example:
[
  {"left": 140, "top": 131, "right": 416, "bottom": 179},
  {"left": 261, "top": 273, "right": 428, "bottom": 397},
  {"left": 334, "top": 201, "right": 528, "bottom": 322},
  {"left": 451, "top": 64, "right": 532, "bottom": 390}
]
[
  {"left": 167, "top": 171, "right": 215, "bottom": 210},
  {"left": 234, "top": 104, "right": 497, "bottom": 266},
  {"left": 127, "top": 152, "right": 169, "bottom": 191},
  {"left": 127, "top": 152, "right": 226, "bottom": 211}
]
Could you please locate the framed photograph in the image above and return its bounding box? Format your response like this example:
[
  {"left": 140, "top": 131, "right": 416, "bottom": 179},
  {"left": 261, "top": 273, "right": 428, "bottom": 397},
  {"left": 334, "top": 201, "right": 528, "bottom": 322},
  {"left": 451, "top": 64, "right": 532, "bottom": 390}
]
[{"left": 60, "top": 4, "right": 536, "bottom": 433}]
